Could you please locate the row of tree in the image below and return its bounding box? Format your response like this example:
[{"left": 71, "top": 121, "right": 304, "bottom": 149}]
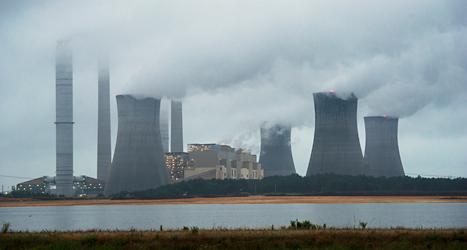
[
  {"left": 118, "top": 174, "right": 467, "bottom": 197},
  {"left": 4, "top": 174, "right": 465, "bottom": 198}
]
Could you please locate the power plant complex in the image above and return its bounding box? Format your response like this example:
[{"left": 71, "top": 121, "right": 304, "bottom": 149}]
[
  {"left": 16, "top": 41, "right": 410, "bottom": 197},
  {"left": 259, "top": 124, "right": 296, "bottom": 177}
]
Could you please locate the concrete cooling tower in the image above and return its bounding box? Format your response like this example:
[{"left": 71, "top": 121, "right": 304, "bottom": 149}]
[
  {"left": 55, "top": 40, "right": 74, "bottom": 197},
  {"left": 364, "top": 116, "right": 405, "bottom": 177},
  {"left": 306, "top": 92, "right": 365, "bottom": 176},
  {"left": 259, "top": 124, "right": 296, "bottom": 177},
  {"left": 104, "top": 95, "right": 172, "bottom": 196}
]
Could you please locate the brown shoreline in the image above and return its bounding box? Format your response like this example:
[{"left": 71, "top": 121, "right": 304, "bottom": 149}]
[{"left": 1, "top": 195, "right": 466, "bottom": 207}]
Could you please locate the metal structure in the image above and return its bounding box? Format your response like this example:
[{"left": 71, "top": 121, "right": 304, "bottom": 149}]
[
  {"left": 306, "top": 92, "right": 365, "bottom": 176},
  {"left": 259, "top": 124, "right": 296, "bottom": 177},
  {"left": 170, "top": 100, "right": 183, "bottom": 152},
  {"left": 160, "top": 99, "right": 170, "bottom": 153},
  {"left": 104, "top": 95, "right": 172, "bottom": 196},
  {"left": 55, "top": 40, "right": 74, "bottom": 196},
  {"left": 364, "top": 116, "right": 405, "bottom": 177},
  {"left": 97, "top": 54, "right": 111, "bottom": 181}
]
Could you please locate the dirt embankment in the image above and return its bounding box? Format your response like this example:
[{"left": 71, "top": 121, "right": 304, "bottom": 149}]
[{"left": 1, "top": 195, "right": 466, "bottom": 207}]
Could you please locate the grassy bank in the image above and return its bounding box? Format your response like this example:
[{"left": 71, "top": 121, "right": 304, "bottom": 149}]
[{"left": 1, "top": 227, "right": 466, "bottom": 249}]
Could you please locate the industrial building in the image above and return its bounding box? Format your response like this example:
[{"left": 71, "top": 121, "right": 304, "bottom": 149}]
[
  {"left": 364, "top": 116, "right": 405, "bottom": 177},
  {"left": 183, "top": 144, "right": 263, "bottom": 180},
  {"left": 306, "top": 92, "right": 365, "bottom": 176},
  {"left": 16, "top": 175, "right": 106, "bottom": 196},
  {"left": 104, "top": 95, "right": 172, "bottom": 196},
  {"left": 97, "top": 54, "right": 111, "bottom": 182},
  {"left": 165, "top": 152, "right": 195, "bottom": 182},
  {"left": 55, "top": 40, "right": 74, "bottom": 196},
  {"left": 259, "top": 124, "right": 296, "bottom": 177}
]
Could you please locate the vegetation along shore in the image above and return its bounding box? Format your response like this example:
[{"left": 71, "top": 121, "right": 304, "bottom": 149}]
[{"left": 1, "top": 224, "right": 466, "bottom": 250}]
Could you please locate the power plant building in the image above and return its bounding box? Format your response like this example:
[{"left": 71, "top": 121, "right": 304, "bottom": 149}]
[
  {"left": 55, "top": 41, "right": 74, "bottom": 196},
  {"left": 306, "top": 92, "right": 365, "bottom": 176},
  {"left": 184, "top": 144, "right": 263, "bottom": 180},
  {"left": 16, "top": 175, "right": 106, "bottom": 197},
  {"left": 104, "top": 95, "right": 172, "bottom": 196},
  {"left": 97, "top": 54, "right": 111, "bottom": 181},
  {"left": 170, "top": 101, "right": 183, "bottom": 152},
  {"left": 165, "top": 152, "right": 195, "bottom": 182},
  {"left": 259, "top": 124, "right": 296, "bottom": 177},
  {"left": 364, "top": 116, "right": 405, "bottom": 177}
]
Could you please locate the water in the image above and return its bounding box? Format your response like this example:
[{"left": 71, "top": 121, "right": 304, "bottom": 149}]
[{"left": 1, "top": 203, "right": 466, "bottom": 231}]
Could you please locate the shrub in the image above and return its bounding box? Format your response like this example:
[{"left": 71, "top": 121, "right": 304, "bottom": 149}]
[{"left": 1, "top": 222, "right": 11, "bottom": 233}]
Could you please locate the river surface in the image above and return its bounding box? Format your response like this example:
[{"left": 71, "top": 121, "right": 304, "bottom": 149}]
[{"left": 1, "top": 203, "right": 466, "bottom": 231}]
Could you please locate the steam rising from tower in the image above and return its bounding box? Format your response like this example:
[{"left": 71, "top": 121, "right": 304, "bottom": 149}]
[
  {"left": 104, "top": 95, "right": 172, "bottom": 196},
  {"left": 259, "top": 124, "right": 296, "bottom": 177},
  {"left": 364, "top": 116, "right": 405, "bottom": 177},
  {"left": 306, "top": 92, "right": 365, "bottom": 176},
  {"left": 55, "top": 40, "right": 74, "bottom": 197},
  {"left": 97, "top": 54, "right": 111, "bottom": 181}
]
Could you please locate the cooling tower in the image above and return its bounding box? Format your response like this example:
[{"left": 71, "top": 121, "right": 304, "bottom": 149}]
[
  {"left": 306, "top": 92, "right": 365, "bottom": 176},
  {"left": 97, "top": 54, "right": 111, "bottom": 181},
  {"left": 55, "top": 40, "right": 74, "bottom": 196},
  {"left": 259, "top": 124, "right": 296, "bottom": 177},
  {"left": 104, "top": 95, "right": 172, "bottom": 196},
  {"left": 170, "top": 100, "right": 183, "bottom": 152},
  {"left": 364, "top": 116, "right": 405, "bottom": 177}
]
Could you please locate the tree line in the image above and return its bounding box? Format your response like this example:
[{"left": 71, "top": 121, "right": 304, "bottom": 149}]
[
  {"left": 119, "top": 174, "right": 467, "bottom": 197},
  {"left": 4, "top": 174, "right": 466, "bottom": 198}
]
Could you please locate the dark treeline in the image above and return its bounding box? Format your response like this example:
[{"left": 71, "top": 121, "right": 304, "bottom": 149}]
[
  {"left": 1, "top": 190, "right": 57, "bottom": 198},
  {"left": 117, "top": 174, "right": 467, "bottom": 197}
]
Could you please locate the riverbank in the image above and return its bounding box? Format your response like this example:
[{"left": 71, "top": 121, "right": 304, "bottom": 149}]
[
  {"left": 1, "top": 195, "right": 466, "bottom": 207},
  {"left": 1, "top": 228, "right": 466, "bottom": 249}
]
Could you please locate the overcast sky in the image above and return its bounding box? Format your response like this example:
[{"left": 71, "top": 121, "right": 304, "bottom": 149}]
[{"left": 1, "top": 0, "right": 466, "bottom": 189}]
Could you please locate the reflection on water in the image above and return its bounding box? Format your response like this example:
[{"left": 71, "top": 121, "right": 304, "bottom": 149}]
[{"left": 1, "top": 203, "right": 466, "bottom": 231}]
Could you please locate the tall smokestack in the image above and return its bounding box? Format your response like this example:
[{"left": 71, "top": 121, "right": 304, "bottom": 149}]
[
  {"left": 160, "top": 99, "right": 169, "bottom": 153},
  {"left": 97, "top": 54, "right": 111, "bottom": 181},
  {"left": 55, "top": 40, "right": 74, "bottom": 196},
  {"left": 306, "top": 92, "right": 365, "bottom": 176},
  {"left": 104, "top": 95, "right": 171, "bottom": 196},
  {"left": 364, "top": 116, "right": 405, "bottom": 177},
  {"left": 259, "top": 124, "right": 296, "bottom": 177},
  {"left": 170, "top": 100, "right": 183, "bottom": 152}
]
